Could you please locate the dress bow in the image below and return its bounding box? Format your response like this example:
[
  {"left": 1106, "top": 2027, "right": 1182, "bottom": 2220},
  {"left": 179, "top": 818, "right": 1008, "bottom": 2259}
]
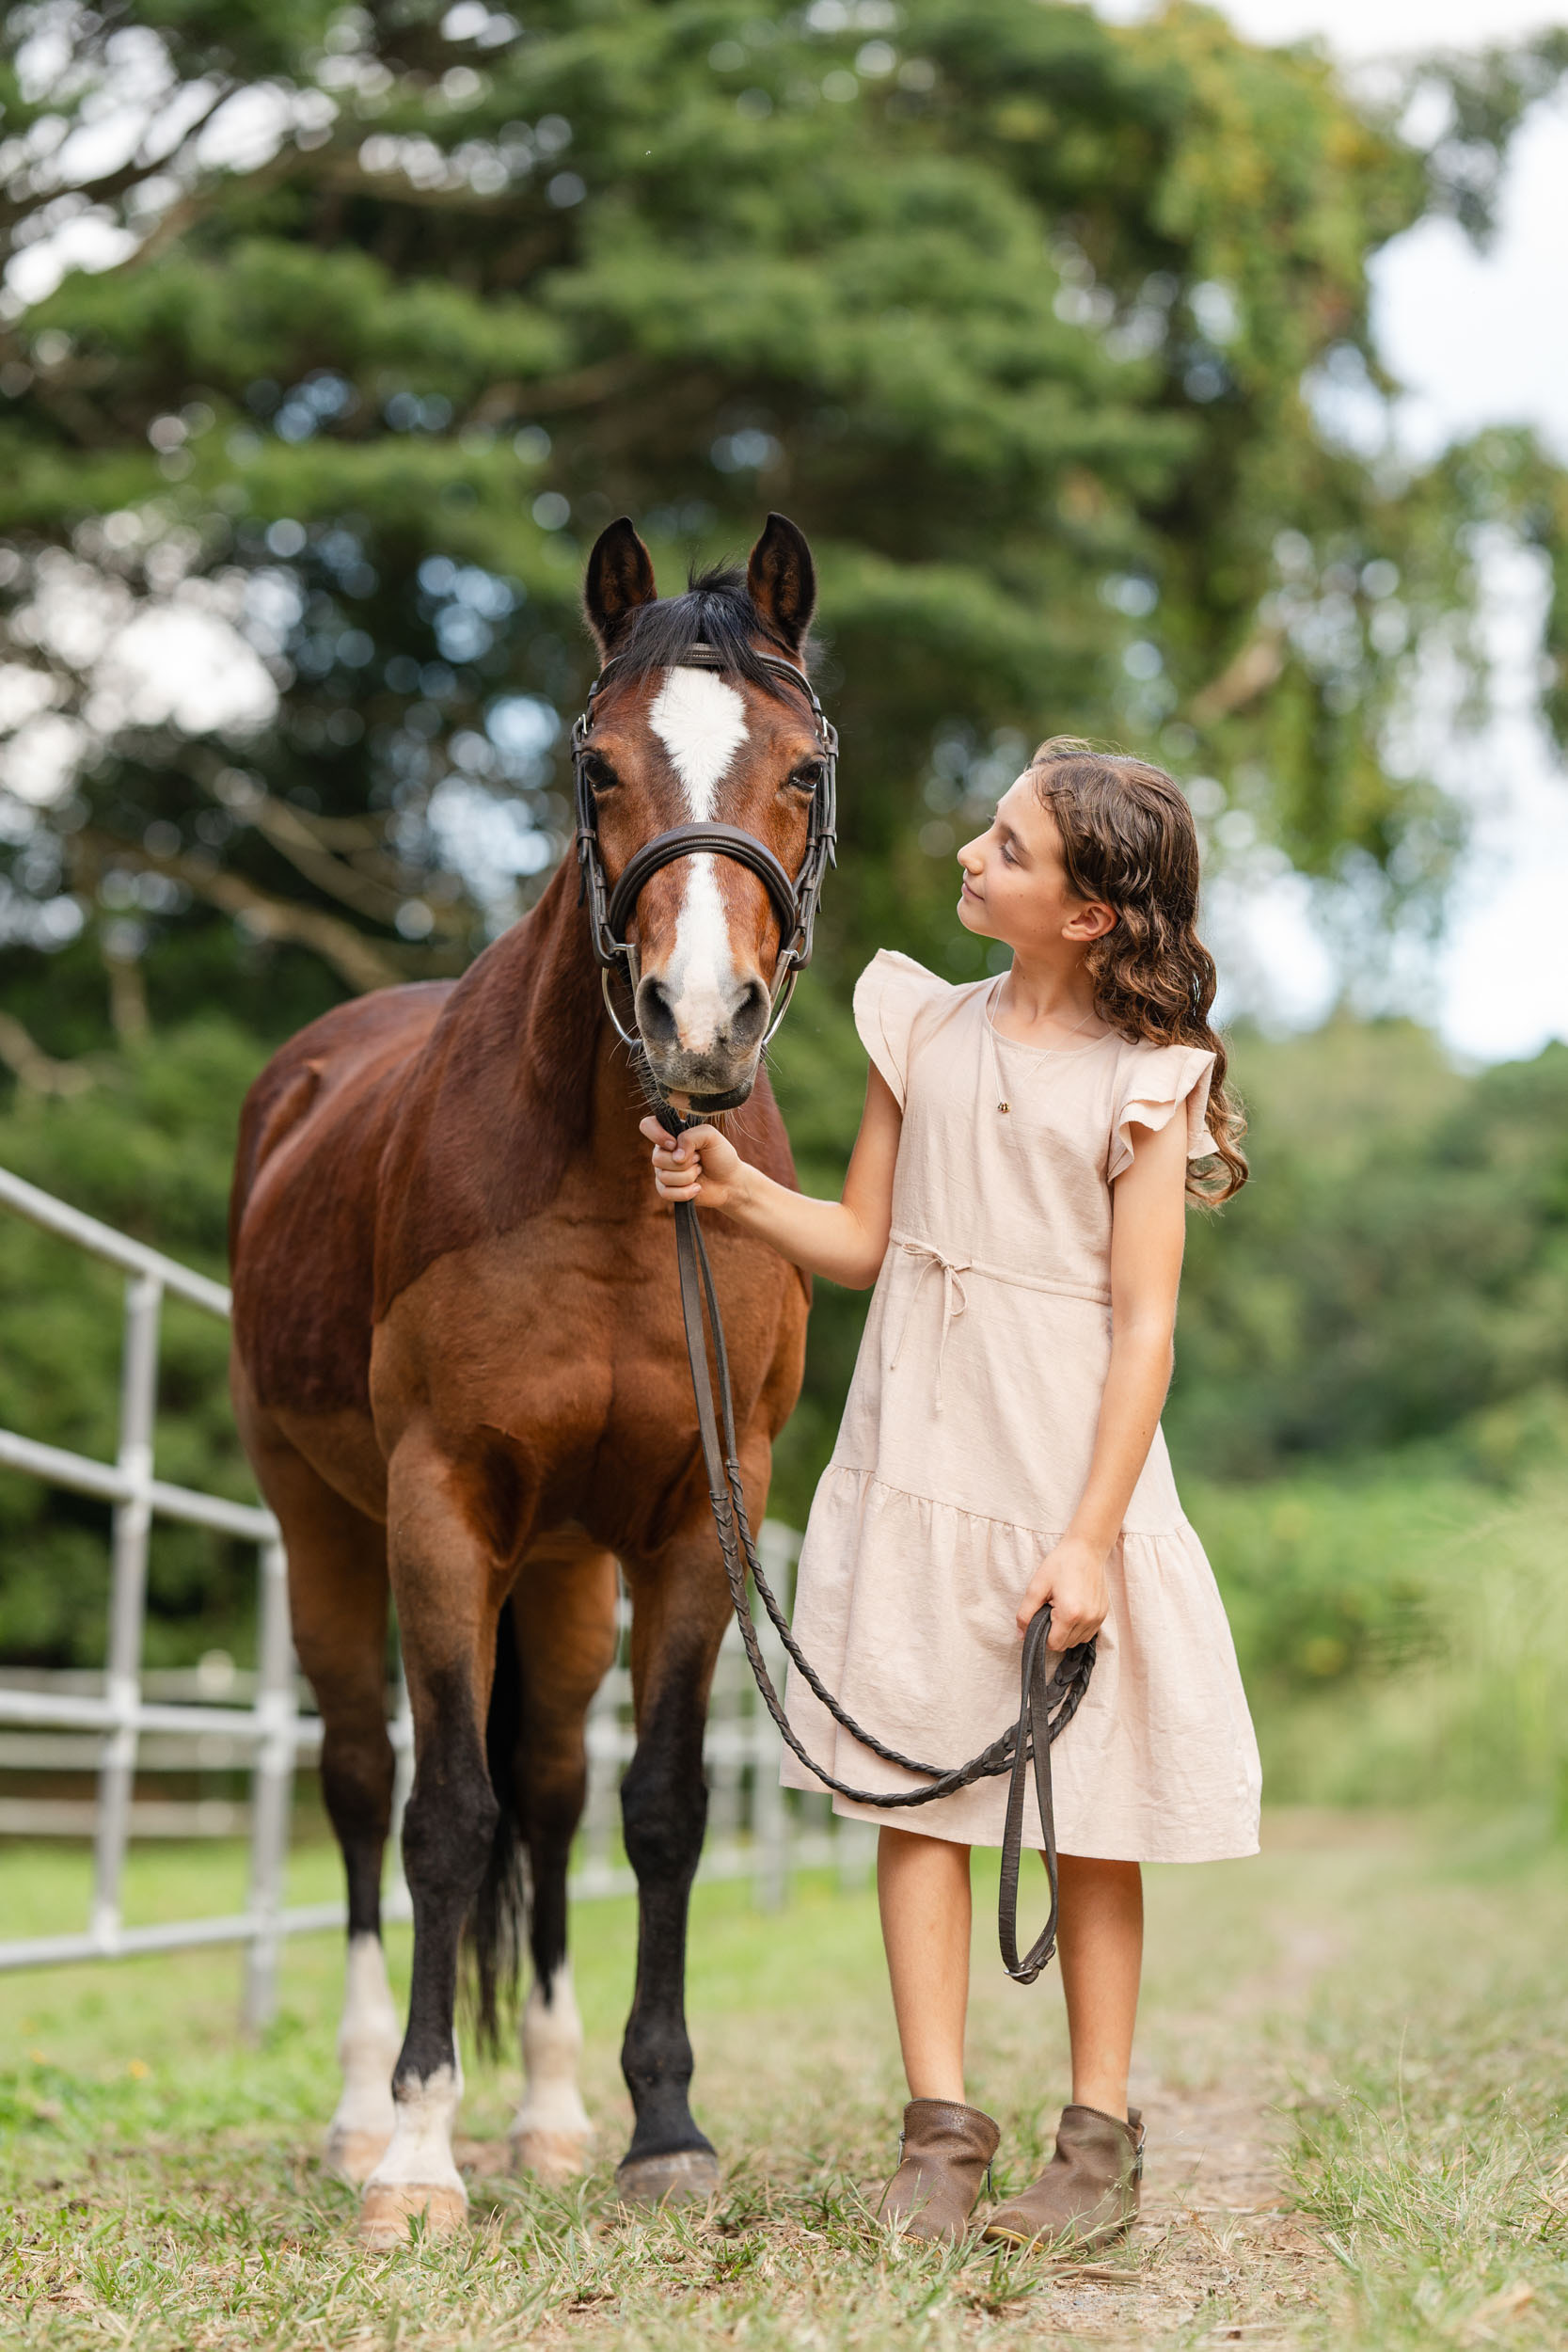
[{"left": 889, "top": 1238, "right": 972, "bottom": 1410}]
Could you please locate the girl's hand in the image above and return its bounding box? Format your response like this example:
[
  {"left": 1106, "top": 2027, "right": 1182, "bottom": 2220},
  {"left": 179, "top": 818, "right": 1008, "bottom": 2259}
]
[
  {"left": 640, "top": 1117, "right": 747, "bottom": 1211},
  {"left": 1016, "top": 1534, "right": 1109, "bottom": 1651}
]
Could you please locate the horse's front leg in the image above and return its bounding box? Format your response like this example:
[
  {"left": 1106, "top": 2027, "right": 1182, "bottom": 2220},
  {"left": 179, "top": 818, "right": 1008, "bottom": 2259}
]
[
  {"left": 358, "top": 1435, "right": 515, "bottom": 2247},
  {"left": 614, "top": 1512, "right": 736, "bottom": 2206},
  {"left": 507, "top": 1531, "right": 620, "bottom": 2181}
]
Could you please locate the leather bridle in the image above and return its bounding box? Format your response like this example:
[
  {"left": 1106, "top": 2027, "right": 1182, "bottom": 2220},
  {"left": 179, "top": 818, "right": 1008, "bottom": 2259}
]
[{"left": 572, "top": 640, "right": 838, "bottom": 1051}]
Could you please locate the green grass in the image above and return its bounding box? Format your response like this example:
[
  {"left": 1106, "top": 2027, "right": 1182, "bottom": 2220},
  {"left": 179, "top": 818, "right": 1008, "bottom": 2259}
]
[{"left": 3, "top": 1813, "right": 1568, "bottom": 2346}]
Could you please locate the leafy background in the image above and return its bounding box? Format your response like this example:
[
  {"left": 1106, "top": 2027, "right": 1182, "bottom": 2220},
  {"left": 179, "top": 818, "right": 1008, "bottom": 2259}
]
[{"left": 2, "top": 0, "right": 1567, "bottom": 1805}]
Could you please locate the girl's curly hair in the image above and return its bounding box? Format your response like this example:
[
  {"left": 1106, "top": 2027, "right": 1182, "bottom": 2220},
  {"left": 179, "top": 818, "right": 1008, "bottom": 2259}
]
[{"left": 1027, "top": 737, "right": 1247, "bottom": 1205}]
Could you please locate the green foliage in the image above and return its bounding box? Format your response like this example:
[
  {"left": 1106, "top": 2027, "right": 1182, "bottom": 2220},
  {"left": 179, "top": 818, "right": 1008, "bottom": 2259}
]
[
  {"left": 0, "top": 1020, "right": 262, "bottom": 1665},
  {"left": 1196, "top": 1459, "right": 1568, "bottom": 1809},
  {"left": 2, "top": 0, "right": 1565, "bottom": 1049},
  {"left": 1173, "top": 1024, "right": 1568, "bottom": 1474}
]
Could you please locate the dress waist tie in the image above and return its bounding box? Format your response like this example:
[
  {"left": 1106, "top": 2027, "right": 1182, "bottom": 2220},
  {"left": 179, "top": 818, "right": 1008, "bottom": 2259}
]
[{"left": 889, "top": 1239, "right": 971, "bottom": 1411}]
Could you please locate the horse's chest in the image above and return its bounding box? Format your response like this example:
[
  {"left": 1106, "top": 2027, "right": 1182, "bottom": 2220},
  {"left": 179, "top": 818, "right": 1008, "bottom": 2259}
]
[{"left": 372, "top": 1214, "right": 800, "bottom": 1468}]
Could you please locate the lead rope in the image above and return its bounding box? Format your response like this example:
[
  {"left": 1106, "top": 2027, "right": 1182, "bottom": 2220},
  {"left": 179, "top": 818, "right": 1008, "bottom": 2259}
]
[{"left": 656, "top": 1103, "right": 1094, "bottom": 1984}]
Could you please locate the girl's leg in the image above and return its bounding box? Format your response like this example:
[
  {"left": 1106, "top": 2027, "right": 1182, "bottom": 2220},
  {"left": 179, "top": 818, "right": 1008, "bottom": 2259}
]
[
  {"left": 877, "top": 1826, "right": 972, "bottom": 2101},
  {"left": 1055, "top": 1853, "right": 1143, "bottom": 2118},
  {"left": 980, "top": 1854, "right": 1144, "bottom": 2249}
]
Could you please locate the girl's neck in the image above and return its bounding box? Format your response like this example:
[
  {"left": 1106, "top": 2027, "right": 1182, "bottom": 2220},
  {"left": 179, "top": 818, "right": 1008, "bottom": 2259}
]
[{"left": 992, "top": 948, "right": 1101, "bottom": 1041}]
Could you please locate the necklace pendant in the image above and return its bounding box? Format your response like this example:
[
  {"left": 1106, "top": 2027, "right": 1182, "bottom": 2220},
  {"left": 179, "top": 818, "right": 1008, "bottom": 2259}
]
[{"left": 997, "top": 1100, "right": 1010, "bottom": 1114}]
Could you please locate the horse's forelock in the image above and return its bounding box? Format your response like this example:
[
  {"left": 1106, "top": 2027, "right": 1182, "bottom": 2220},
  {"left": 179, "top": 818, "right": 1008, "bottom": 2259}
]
[{"left": 606, "top": 565, "right": 800, "bottom": 699}]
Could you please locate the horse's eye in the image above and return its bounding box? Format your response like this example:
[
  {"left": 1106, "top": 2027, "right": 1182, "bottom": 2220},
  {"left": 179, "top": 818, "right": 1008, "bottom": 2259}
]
[
  {"left": 787, "top": 758, "right": 825, "bottom": 794},
  {"left": 582, "top": 752, "right": 620, "bottom": 792}
]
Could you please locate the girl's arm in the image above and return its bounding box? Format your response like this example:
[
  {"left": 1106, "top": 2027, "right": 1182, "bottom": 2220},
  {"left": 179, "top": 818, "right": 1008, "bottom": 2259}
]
[
  {"left": 639, "top": 1064, "right": 902, "bottom": 1289},
  {"left": 1017, "top": 1108, "right": 1190, "bottom": 1651}
]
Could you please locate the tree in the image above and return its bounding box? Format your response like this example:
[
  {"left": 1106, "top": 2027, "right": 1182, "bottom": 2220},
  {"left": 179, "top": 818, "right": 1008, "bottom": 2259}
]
[{"left": 1, "top": 0, "right": 1563, "bottom": 1074}]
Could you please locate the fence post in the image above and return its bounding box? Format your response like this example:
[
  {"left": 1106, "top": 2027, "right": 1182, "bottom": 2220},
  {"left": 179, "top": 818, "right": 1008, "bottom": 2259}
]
[
  {"left": 91, "top": 1271, "right": 161, "bottom": 1950},
  {"left": 243, "top": 1535, "right": 296, "bottom": 2033}
]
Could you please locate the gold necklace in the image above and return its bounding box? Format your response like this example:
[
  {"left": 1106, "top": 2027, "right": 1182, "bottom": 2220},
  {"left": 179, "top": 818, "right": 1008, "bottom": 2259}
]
[{"left": 986, "top": 981, "right": 1101, "bottom": 1114}]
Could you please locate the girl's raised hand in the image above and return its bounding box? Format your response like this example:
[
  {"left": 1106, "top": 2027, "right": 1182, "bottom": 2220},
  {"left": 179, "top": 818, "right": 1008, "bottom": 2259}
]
[{"left": 640, "top": 1117, "right": 746, "bottom": 1211}]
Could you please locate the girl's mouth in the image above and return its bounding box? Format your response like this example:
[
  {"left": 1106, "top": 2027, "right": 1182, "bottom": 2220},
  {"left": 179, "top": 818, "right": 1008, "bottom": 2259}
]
[{"left": 960, "top": 877, "right": 982, "bottom": 902}]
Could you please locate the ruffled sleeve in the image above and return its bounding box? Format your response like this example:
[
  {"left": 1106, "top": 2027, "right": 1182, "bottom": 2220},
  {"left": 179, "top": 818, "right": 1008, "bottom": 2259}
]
[
  {"left": 852, "top": 950, "right": 950, "bottom": 1110},
  {"left": 1108, "top": 1042, "right": 1218, "bottom": 1183}
]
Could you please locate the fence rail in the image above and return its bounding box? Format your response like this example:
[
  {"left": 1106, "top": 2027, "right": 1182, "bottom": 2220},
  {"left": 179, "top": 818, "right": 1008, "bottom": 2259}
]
[{"left": 0, "top": 1166, "right": 856, "bottom": 2025}]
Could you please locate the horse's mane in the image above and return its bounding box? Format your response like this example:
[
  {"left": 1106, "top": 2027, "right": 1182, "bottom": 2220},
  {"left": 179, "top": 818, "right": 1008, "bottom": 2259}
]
[{"left": 607, "top": 564, "right": 805, "bottom": 697}]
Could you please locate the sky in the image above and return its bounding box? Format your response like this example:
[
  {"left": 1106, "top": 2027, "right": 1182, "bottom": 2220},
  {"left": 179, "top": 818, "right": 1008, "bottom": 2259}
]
[{"left": 1099, "top": 0, "right": 1568, "bottom": 1061}]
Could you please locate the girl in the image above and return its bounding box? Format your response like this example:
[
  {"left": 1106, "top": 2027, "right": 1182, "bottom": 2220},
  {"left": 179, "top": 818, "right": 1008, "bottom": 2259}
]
[{"left": 643, "top": 739, "right": 1260, "bottom": 2251}]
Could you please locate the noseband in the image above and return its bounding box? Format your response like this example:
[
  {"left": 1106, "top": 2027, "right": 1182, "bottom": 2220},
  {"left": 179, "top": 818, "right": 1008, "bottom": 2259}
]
[{"left": 571, "top": 642, "right": 839, "bottom": 1050}]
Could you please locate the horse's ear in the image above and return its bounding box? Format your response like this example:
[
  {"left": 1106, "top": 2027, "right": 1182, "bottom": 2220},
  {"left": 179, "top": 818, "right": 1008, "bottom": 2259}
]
[
  {"left": 746, "top": 512, "right": 816, "bottom": 653},
  {"left": 583, "top": 517, "right": 657, "bottom": 656}
]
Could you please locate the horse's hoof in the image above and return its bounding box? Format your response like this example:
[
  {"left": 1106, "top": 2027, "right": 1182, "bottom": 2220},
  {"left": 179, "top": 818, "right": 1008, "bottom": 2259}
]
[
  {"left": 325, "top": 2125, "right": 394, "bottom": 2186},
  {"left": 356, "top": 2180, "right": 467, "bottom": 2248},
  {"left": 511, "top": 2127, "right": 594, "bottom": 2185},
  {"left": 614, "top": 2148, "right": 721, "bottom": 2209}
]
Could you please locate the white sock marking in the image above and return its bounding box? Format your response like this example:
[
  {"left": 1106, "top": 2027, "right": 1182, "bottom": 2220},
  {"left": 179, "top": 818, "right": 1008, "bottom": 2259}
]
[
  {"left": 511, "top": 1963, "right": 592, "bottom": 2144},
  {"left": 327, "top": 1932, "right": 401, "bottom": 2152},
  {"left": 365, "top": 2058, "right": 467, "bottom": 2196},
  {"left": 647, "top": 666, "right": 749, "bottom": 1051}
]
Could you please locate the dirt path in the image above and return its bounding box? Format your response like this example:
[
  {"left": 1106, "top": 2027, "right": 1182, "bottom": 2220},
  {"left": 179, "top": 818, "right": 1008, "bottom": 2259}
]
[{"left": 949, "top": 1842, "right": 1357, "bottom": 2341}]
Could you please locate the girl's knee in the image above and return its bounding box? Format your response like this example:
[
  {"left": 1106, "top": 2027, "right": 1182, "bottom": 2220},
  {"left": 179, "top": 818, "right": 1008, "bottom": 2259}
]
[{"left": 879, "top": 1825, "right": 972, "bottom": 1869}]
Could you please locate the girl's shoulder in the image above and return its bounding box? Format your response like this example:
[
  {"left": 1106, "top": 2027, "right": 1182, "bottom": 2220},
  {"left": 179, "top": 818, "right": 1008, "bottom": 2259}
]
[
  {"left": 1107, "top": 1032, "right": 1219, "bottom": 1184},
  {"left": 852, "top": 951, "right": 980, "bottom": 1109}
]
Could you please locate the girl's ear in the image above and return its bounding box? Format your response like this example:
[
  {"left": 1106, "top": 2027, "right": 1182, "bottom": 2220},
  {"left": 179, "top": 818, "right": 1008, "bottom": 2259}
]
[{"left": 1065, "top": 900, "right": 1117, "bottom": 943}]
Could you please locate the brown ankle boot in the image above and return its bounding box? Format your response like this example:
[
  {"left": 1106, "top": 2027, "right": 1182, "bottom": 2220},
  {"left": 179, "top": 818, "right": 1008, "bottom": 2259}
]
[
  {"left": 878, "top": 2099, "right": 1000, "bottom": 2246},
  {"left": 982, "top": 2104, "right": 1144, "bottom": 2251}
]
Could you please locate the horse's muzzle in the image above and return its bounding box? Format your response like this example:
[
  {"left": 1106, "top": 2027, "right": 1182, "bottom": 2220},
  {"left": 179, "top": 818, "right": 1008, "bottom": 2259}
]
[{"left": 635, "top": 972, "right": 769, "bottom": 1110}]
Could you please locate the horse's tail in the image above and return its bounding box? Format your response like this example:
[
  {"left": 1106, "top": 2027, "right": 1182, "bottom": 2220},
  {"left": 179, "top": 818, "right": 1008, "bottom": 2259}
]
[{"left": 465, "top": 1597, "right": 529, "bottom": 2056}]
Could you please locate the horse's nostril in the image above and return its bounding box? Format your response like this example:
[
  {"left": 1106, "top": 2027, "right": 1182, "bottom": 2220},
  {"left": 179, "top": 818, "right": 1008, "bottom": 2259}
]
[
  {"left": 726, "top": 977, "right": 769, "bottom": 1053},
  {"left": 634, "top": 976, "right": 679, "bottom": 1048}
]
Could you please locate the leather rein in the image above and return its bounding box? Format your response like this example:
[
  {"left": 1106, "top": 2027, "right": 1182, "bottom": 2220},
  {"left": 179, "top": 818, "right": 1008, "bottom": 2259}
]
[{"left": 571, "top": 644, "right": 1095, "bottom": 1983}]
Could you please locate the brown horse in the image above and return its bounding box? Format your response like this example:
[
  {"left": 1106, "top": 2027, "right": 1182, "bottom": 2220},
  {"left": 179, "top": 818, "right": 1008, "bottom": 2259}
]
[{"left": 228, "top": 515, "right": 823, "bottom": 2242}]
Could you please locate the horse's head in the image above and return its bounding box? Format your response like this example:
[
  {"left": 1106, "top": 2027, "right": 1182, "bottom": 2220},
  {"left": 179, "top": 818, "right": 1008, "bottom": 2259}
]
[{"left": 578, "top": 512, "right": 828, "bottom": 1112}]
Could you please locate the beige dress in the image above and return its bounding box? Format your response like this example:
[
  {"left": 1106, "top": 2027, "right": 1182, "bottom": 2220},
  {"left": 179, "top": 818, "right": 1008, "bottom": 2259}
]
[{"left": 780, "top": 950, "right": 1261, "bottom": 1862}]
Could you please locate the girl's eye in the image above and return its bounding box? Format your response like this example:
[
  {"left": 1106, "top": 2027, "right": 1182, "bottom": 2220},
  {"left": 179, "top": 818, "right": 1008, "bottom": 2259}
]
[{"left": 1001, "top": 842, "right": 1017, "bottom": 866}]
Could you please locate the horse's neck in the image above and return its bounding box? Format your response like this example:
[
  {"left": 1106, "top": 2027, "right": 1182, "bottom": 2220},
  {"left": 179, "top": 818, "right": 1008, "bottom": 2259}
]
[
  {"left": 373, "top": 861, "right": 652, "bottom": 1317},
  {"left": 482, "top": 860, "right": 641, "bottom": 1169}
]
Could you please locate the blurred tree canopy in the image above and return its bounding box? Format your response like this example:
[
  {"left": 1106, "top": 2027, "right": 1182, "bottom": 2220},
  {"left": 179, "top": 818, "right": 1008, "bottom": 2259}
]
[
  {"left": 2, "top": 0, "right": 1565, "bottom": 1059},
  {"left": 4, "top": 3, "right": 1568, "bottom": 1665}
]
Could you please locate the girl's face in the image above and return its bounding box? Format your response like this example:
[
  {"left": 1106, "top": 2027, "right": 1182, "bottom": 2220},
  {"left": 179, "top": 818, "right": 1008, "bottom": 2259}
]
[{"left": 956, "top": 776, "right": 1116, "bottom": 960}]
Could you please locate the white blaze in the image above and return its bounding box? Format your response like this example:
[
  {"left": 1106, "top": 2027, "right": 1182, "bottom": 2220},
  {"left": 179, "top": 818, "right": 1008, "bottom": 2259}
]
[
  {"left": 647, "top": 665, "right": 750, "bottom": 1051},
  {"left": 648, "top": 664, "right": 749, "bottom": 816}
]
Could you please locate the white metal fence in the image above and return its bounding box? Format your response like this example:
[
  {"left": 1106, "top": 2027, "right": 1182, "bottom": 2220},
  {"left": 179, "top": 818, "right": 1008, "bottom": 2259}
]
[{"left": 0, "top": 1166, "right": 863, "bottom": 2026}]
